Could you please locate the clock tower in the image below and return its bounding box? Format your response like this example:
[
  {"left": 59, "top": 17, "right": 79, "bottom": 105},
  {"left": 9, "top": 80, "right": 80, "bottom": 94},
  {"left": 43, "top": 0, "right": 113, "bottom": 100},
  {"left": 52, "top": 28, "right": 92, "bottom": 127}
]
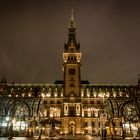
[{"left": 63, "top": 10, "right": 81, "bottom": 99}]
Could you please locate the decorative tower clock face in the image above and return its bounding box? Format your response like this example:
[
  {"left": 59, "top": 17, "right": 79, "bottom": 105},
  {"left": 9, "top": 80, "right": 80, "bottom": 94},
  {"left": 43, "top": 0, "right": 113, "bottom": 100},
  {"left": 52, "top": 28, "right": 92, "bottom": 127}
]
[{"left": 69, "top": 68, "right": 75, "bottom": 75}]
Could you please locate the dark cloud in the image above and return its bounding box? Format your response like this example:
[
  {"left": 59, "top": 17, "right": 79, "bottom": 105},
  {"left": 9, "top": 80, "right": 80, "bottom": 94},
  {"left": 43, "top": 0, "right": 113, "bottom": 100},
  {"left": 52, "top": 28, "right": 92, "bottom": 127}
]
[{"left": 0, "top": 0, "right": 140, "bottom": 84}]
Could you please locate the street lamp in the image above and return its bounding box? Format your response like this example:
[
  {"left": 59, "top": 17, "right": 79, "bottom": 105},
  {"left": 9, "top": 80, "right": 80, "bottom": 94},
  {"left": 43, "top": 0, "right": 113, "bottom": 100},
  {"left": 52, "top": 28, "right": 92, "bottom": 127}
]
[
  {"left": 8, "top": 117, "right": 15, "bottom": 140},
  {"left": 94, "top": 108, "right": 99, "bottom": 137},
  {"left": 100, "top": 112, "right": 107, "bottom": 140},
  {"left": 100, "top": 93, "right": 107, "bottom": 140}
]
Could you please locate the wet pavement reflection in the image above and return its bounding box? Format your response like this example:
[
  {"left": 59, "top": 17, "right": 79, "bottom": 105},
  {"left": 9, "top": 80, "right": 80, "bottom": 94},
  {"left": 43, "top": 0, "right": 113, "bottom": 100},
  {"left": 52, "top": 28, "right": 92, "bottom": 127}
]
[{"left": 0, "top": 136, "right": 98, "bottom": 140}]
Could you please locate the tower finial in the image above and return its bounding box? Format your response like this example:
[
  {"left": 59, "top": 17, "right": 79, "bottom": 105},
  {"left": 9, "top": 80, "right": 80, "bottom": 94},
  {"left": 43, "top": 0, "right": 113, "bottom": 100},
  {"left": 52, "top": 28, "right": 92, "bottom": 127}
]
[
  {"left": 69, "top": 9, "right": 76, "bottom": 28},
  {"left": 71, "top": 9, "right": 74, "bottom": 21}
]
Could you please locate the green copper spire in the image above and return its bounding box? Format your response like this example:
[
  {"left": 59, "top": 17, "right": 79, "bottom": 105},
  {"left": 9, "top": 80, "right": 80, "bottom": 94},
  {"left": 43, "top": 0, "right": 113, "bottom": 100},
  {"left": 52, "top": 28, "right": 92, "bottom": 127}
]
[
  {"left": 64, "top": 9, "right": 80, "bottom": 51},
  {"left": 69, "top": 9, "right": 76, "bottom": 28}
]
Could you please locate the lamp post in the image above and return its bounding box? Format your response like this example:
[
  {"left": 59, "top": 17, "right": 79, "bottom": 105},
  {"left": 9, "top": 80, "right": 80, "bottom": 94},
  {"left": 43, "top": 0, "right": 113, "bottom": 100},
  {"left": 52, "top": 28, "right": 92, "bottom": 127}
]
[
  {"left": 138, "top": 127, "right": 140, "bottom": 139},
  {"left": 100, "top": 113, "right": 107, "bottom": 140},
  {"left": 94, "top": 109, "right": 99, "bottom": 137},
  {"left": 100, "top": 93, "right": 107, "bottom": 140}
]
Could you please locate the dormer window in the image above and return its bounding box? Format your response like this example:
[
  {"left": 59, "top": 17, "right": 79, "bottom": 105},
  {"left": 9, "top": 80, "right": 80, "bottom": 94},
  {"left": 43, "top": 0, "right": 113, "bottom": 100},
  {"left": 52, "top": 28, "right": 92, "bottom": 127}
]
[{"left": 71, "top": 48, "right": 74, "bottom": 51}]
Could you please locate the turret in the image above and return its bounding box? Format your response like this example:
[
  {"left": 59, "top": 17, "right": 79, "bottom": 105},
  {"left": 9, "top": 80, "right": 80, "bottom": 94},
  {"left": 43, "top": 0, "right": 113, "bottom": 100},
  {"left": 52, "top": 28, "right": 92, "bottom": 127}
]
[
  {"left": 0, "top": 75, "right": 7, "bottom": 85},
  {"left": 63, "top": 9, "right": 81, "bottom": 98}
]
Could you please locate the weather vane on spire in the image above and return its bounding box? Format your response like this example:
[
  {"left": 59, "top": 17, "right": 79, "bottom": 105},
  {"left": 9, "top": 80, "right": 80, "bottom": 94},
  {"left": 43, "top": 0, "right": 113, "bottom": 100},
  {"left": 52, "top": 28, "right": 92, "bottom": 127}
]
[{"left": 69, "top": 9, "right": 76, "bottom": 28}]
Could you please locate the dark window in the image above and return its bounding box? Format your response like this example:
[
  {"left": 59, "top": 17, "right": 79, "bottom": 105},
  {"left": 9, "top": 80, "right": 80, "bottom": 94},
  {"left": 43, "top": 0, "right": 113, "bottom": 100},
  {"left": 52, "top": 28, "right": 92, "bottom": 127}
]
[
  {"left": 92, "top": 122, "right": 95, "bottom": 126},
  {"left": 113, "top": 122, "right": 116, "bottom": 127},
  {"left": 69, "top": 68, "right": 75, "bottom": 75},
  {"left": 83, "top": 93, "right": 87, "bottom": 97},
  {"left": 71, "top": 56, "right": 73, "bottom": 61},
  {"left": 92, "top": 129, "right": 96, "bottom": 134},
  {"left": 70, "top": 48, "right": 74, "bottom": 51},
  {"left": 50, "top": 101, "right": 54, "bottom": 104},
  {"left": 44, "top": 101, "right": 47, "bottom": 104},
  {"left": 84, "top": 111, "right": 88, "bottom": 117},
  {"left": 83, "top": 101, "right": 87, "bottom": 104},
  {"left": 34, "top": 87, "right": 40, "bottom": 97},
  {"left": 97, "top": 100, "right": 101, "bottom": 104},
  {"left": 85, "top": 122, "right": 88, "bottom": 127},
  {"left": 85, "top": 130, "right": 88, "bottom": 133},
  {"left": 57, "top": 101, "right": 60, "bottom": 104},
  {"left": 90, "top": 101, "right": 94, "bottom": 104},
  {"left": 90, "top": 93, "right": 94, "bottom": 97},
  {"left": 69, "top": 106, "right": 75, "bottom": 117}
]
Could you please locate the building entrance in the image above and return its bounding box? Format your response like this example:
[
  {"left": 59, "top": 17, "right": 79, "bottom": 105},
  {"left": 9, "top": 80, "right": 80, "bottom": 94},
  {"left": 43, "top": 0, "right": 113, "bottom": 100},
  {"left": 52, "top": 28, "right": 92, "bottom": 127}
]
[{"left": 69, "top": 121, "right": 75, "bottom": 135}]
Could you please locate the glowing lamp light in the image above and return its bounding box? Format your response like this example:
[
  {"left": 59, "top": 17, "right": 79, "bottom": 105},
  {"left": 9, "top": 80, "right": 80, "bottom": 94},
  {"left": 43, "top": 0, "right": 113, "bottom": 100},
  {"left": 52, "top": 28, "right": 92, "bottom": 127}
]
[
  {"left": 41, "top": 93, "right": 45, "bottom": 98},
  {"left": 5, "top": 117, "right": 9, "bottom": 121},
  {"left": 12, "top": 119, "right": 16, "bottom": 124}
]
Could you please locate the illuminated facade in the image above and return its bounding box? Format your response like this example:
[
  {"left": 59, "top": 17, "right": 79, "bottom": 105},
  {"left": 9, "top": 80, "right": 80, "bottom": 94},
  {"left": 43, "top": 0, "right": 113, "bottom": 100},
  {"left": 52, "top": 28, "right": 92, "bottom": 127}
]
[{"left": 0, "top": 11, "right": 140, "bottom": 138}]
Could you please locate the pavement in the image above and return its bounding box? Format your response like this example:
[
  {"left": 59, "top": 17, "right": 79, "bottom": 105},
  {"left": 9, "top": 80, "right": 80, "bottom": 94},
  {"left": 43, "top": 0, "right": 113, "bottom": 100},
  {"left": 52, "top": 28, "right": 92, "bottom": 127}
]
[{"left": 0, "top": 135, "right": 140, "bottom": 140}]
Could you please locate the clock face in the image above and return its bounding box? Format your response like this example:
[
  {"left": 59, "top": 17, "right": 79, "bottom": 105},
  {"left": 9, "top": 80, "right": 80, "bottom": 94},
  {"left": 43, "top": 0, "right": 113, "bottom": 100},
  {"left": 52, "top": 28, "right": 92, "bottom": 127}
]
[{"left": 69, "top": 68, "right": 75, "bottom": 75}]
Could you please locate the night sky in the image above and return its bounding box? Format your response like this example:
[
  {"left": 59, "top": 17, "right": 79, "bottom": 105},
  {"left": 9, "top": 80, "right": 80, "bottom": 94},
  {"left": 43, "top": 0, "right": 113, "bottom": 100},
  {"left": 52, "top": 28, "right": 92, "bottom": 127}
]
[{"left": 0, "top": 0, "right": 140, "bottom": 84}]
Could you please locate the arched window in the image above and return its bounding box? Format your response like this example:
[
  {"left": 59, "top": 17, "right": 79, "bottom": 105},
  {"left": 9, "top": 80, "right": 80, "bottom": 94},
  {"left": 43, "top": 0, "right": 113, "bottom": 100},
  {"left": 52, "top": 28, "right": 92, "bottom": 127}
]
[{"left": 121, "top": 103, "right": 140, "bottom": 136}]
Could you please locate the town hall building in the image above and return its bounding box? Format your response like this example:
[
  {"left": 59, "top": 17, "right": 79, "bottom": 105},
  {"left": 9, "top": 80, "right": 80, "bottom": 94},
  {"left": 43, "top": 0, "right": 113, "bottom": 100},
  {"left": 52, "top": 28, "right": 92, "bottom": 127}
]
[{"left": 0, "top": 11, "right": 140, "bottom": 138}]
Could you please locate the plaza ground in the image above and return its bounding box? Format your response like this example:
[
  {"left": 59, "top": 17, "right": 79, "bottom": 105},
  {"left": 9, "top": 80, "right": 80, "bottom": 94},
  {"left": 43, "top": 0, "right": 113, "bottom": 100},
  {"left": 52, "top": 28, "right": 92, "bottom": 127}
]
[{"left": 0, "top": 135, "right": 140, "bottom": 140}]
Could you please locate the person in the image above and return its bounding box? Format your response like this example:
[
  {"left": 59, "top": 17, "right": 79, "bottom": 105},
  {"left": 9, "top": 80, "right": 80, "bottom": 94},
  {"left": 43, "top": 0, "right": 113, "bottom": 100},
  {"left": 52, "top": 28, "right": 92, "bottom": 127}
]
[
  {"left": 101, "top": 127, "right": 106, "bottom": 140},
  {"left": 8, "top": 136, "right": 13, "bottom": 140},
  {"left": 122, "top": 130, "right": 126, "bottom": 139},
  {"left": 38, "top": 128, "right": 42, "bottom": 139},
  {"left": 138, "top": 127, "right": 140, "bottom": 138}
]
